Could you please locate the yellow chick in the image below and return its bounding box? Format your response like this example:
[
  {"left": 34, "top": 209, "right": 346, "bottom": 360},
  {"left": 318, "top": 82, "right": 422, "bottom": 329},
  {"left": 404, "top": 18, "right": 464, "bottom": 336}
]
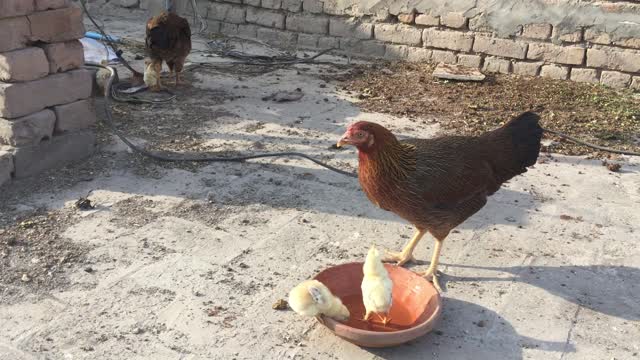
[
  {"left": 288, "top": 280, "right": 350, "bottom": 321},
  {"left": 143, "top": 58, "right": 162, "bottom": 92},
  {"left": 361, "top": 245, "right": 393, "bottom": 325}
]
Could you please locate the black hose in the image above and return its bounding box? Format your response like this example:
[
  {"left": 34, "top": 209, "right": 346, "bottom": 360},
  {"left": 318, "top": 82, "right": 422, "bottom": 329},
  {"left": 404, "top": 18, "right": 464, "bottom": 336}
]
[
  {"left": 542, "top": 128, "right": 640, "bottom": 156},
  {"left": 86, "top": 63, "right": 358, "bottom": 178}
]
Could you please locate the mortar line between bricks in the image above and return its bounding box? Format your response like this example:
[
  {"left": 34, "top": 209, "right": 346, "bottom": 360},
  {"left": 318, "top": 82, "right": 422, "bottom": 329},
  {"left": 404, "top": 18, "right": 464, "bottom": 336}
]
[{"left": 559, "top": 304, "right": 582, "bottom": 360}]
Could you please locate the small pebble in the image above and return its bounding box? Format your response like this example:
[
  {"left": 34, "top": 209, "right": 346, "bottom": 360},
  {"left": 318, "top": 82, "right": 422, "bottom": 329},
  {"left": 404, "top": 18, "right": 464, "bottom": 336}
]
[
  {"left": 272, "top": 299, "right": 288, "bottom": 310},
  {"left": 21, "top": 274, "right": 31, "bottom": 282}
]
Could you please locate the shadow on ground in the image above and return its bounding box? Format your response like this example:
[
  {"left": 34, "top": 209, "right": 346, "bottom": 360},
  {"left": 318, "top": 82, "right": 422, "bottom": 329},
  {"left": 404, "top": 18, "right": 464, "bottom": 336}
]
[
  {"left": 369, "top": 297, "right": 574, "bottom": 360},
  {"left": 445, "top": 264, "right": 640, "bottom": 321}
]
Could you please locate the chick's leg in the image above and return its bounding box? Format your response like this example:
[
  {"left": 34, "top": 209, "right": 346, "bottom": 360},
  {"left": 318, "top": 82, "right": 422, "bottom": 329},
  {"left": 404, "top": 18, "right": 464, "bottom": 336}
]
[
  {"left": 377, "top": 313, "right": 391, "bottom": 326},
  {"left": 363, "top": 311, "right": 372, "bottom": 322},
  {"left": 417, "top": 237, "right": 444, "bottom": 293},
  {"left": 384, "top": 229, "right": 426, "bottom": 266}
]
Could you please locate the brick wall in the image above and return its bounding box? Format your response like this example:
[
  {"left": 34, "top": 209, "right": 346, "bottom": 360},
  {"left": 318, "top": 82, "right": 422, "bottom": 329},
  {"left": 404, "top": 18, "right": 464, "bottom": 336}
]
[
  {"left": 112, "top": 0, "right": 640, "bottom": 92},
  {"left": 0, "top": 0, "right": 96, "bottom": 187}
]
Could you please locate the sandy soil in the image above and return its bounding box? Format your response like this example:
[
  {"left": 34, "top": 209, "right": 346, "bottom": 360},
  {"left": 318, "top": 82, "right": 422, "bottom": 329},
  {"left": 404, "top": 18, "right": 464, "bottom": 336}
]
[{"left": 1, "top": 7, "right": 639, "bottom": 360}]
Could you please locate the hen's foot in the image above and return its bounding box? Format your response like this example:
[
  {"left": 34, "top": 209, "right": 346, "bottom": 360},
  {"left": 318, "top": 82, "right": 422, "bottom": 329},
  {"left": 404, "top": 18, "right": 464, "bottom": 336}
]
[
  {"left": 383, "top": 250, "right": 416, "bottom": 267},
  {"left": 379, "top": 314, "right": 391, "bottom": 326},
  {"left": 417, "top": 268, "right": 442, "bottom": 293}
]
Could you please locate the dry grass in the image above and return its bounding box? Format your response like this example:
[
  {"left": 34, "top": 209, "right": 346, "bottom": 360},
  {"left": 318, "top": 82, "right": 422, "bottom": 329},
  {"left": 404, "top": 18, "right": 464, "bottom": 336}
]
[{"left": 340, "top": 62, "right": 640, "bottom": 156}]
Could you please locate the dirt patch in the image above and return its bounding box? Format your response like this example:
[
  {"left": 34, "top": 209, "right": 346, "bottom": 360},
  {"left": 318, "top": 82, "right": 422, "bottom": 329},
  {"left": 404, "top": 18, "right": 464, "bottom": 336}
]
[
  {"left": 110, "top": 196, "right": 161, "bottom": 228},
  {"left": 0, "top": 208, "right": 90, "bottom": 304},
  {"left": 338, "top": 62, "right": 640, "bottom": 156}
]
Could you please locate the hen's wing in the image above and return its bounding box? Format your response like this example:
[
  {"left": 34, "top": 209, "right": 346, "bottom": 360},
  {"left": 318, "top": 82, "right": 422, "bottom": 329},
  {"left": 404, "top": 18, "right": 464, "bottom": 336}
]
[{"left": 402, "top": 112, "right": 542, "bottom": 207}]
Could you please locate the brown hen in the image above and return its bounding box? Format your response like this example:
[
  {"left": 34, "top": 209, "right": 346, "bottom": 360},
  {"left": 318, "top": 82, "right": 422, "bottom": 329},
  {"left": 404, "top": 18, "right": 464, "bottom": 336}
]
[
  {"left": 145, "top": 11, "right": 191, "bottom": 91},
  {"left": 337, "top": 112, "right": 543, "bottom": 291}
]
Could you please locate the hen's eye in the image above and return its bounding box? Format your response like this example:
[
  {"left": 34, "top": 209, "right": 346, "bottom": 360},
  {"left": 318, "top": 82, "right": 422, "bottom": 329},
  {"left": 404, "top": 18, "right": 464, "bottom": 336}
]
[{"left": 357, "top": 132, "right": 364, "bottom": 138}]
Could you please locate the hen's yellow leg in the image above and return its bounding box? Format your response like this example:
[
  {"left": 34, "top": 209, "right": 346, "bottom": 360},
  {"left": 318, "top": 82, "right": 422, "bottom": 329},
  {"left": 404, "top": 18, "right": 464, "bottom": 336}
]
[
  {"left": 416, "top": 238, "right": 444, "bottom": 293},
  {"left": 384, "top": 229, "right": 426, "bottom": 266}
]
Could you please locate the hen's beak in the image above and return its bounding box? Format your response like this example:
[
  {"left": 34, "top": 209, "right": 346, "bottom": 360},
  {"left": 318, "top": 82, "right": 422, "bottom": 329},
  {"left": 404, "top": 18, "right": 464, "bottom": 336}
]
[{"left": 336, "top": 135, "right": 352, "bottom": 148}]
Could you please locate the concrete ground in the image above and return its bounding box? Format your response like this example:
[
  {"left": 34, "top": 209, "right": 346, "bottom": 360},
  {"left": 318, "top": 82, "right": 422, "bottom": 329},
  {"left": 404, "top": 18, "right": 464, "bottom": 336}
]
[{"left": 1, "top": 8, "right": 639, "bottom": 360}]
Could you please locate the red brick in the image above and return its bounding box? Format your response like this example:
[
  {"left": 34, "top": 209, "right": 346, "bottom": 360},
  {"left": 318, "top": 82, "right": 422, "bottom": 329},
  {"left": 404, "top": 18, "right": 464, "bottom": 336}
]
[
  {"left": 39, "top": 40, "right": 84, "bottom": 73},
  {"left": 0, "top": 69, "right": 93, "bottom": 119},
  {"left": 53, "top": 99, "right": 96, "bottom": 133},
  {"left": 28, "top": 7, "right": 85, "bottom": 43},
  {"left": 12, "top": 130, "right": 95, "bottom": 178},
  {"left": 0, "top": 17, "right": 31, "bottom": 53},
  {"left": 35, "top": 0, "right": 69, "bottom": 11},
  {"left": 0, "top": 109, "right": 56, "bottom": 147},
  {"left": 0, "top": 0, "right": 34, "bottom": 19},
  {"left": 0, "top": 47, "right": 50, "bottom": 82}
]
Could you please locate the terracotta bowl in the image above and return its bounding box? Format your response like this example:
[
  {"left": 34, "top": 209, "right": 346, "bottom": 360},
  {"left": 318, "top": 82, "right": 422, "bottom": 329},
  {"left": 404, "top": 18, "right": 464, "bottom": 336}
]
[{"left": 314, "top": 262, "right": 442, "bottom": 348}]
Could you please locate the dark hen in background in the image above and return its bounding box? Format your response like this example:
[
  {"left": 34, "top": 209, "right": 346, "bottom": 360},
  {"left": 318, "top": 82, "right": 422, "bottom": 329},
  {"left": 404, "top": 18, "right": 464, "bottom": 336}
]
[{"left": 145, "top": 11, "right": 191, "bottom": 91}]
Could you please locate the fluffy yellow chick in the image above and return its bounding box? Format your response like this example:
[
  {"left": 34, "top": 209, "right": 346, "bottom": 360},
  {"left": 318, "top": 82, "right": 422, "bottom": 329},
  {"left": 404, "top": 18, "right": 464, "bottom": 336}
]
[
  {"left": 361, "top": 245, "right": 393, "bottom": 325},
  {"left": 143, "top": 58, "right": 162, "bottom": 92},
  {"left": 288, "top": 280, "right": 350, "bottom": 321}
]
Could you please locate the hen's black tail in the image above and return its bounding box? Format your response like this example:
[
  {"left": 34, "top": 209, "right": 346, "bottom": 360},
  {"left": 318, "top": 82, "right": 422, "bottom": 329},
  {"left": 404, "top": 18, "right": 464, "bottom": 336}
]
[
  {"left": 149, "top": 25, "right": 171, "bottom": 49},
  {"left": 483, "top": 112, "right": 543, "bottom": 194},
  {"left": 503, "top": 111, "right": 543, "bottom": 168}
]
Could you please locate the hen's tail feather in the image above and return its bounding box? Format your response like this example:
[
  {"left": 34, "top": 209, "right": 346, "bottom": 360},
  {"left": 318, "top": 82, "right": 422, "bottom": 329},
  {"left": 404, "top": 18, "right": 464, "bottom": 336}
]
[
  {"left": 483, "top": 112, "right": 543, "bottom": 193},
  {"left": 149, "top": 26, "right": 171, "bottom": 49},
  {"left": 503, "top": 111, "right": 543, "bottom": 169}
]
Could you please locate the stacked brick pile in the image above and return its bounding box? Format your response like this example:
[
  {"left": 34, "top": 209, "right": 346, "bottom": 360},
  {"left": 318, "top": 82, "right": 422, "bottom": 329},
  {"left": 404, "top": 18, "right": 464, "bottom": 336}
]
[
  {"left": 0, "top": 0, "right": 97, "bottom": 187},
  {"left": 122, "top": 0, "right": 639, "bottom": 90}
]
